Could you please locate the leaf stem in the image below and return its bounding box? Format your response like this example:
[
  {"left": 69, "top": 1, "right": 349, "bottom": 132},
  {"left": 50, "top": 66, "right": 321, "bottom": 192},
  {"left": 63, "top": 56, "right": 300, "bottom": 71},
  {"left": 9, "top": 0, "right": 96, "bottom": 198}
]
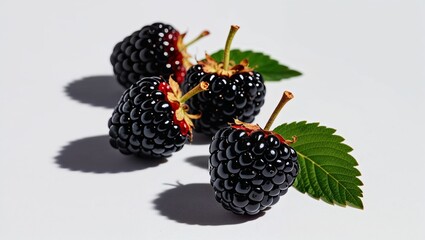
[
  {"left": 223, "top": 25, "right": 240, "bottom": 71},
  {"left": 179, "top": 81, "right": 209, "bottom": 104},
  {"left": 183, "top": 30, "right": 210, "bottom": 49},
  {"left": 264, "top": 91, "right": 294, "bottom": 131}
]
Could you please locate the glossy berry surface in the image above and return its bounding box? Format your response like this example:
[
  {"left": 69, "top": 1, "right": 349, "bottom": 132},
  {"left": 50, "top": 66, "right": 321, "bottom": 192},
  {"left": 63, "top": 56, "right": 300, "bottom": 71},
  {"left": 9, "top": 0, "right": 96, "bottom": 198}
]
[
  {"left": 209, "top": 127, "right": 299, "bottom": 215},
  {"left": 110, "top": 22, "right": 186, "bottom": 88},
  {"left": 108, "top": 76, "right": 187, "bottom": 158},
  {"left": 182, "top": 65, "right": 266, "bottom": 135}
]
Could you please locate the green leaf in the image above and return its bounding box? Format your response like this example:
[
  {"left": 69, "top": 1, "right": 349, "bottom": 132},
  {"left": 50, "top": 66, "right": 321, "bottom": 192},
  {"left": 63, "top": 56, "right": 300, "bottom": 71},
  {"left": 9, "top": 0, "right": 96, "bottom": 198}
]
[
  {"left": 209, "top": 49, "right": 302, "bottom": 81},
  {"left": 274, "top": 121, "right": 364, "bottom": 209}
]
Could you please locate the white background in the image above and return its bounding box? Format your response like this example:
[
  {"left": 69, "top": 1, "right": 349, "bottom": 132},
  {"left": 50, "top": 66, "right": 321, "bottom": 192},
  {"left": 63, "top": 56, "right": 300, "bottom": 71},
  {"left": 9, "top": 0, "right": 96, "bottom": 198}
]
[{"left": 1, "top": 0, "right": 424, "bottom": 239}]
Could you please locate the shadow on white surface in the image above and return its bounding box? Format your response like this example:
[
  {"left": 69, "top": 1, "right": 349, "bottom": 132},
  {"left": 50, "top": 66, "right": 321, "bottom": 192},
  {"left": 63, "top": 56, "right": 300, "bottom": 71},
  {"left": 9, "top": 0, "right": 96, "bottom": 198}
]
[
  {"left": 185, "top": 155, "right": 209, "bottom": 170},
  {"left": 153, "top": 183, "right": 264, "bottom": 225},
  {"left": 65, "top": 75, "right": 123, "bottom": 108},
  {"left": 190, "top": 132, "right": 212, "bottom": 145},
  {"left": 55, "top": 135, "right": 166, "bottom": 173}
]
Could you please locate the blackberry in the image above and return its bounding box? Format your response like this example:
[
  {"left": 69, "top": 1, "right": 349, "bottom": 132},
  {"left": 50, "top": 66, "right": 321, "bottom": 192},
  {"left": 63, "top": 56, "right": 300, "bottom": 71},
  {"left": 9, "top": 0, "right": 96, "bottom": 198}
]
[
  {"left": 182, "top": 25, "right": 266, "bottom": 136},
  {"left": 111, "top": 22, "right": 209, "bottom": 88},
  {"left": 108, "top": 76, "right": 208, "bottom": 158},
  {"left": 183, "top": 65, "right": 265, "bottom": 135},
  {"left": 209, "top": 91, "right": 299, "bottom": 215}
]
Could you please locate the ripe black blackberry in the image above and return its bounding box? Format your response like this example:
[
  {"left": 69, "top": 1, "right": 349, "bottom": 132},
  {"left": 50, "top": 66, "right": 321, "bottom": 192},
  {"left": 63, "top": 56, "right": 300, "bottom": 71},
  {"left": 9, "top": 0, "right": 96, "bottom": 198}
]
[
  {"left": 209, "top": 91, "right": 299, "bottom": 215},
  {"left": 108, "top": 76, "right": 208, "bottom": 158},
  {"left": 182, "top": 25, "right": 266, "bottom": 135},
  {"left": 111, "top": 22, "right": 209, "bottom": 88}
]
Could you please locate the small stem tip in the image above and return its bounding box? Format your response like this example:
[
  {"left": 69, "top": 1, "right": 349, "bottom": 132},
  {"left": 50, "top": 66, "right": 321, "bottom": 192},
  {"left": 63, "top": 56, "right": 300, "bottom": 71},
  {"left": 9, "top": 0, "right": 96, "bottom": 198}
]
[
  {"left": 183, "top": 30, "right": 210, "bottom": 49},
  {"left": 264, "top": 91, "right": 294, "bottom": 131},
  {"left": 223, "top": 25, "right": 240, "bottom": 71},
  {"left": 179, "top": 81, "right": 209, "bottom": 104}
]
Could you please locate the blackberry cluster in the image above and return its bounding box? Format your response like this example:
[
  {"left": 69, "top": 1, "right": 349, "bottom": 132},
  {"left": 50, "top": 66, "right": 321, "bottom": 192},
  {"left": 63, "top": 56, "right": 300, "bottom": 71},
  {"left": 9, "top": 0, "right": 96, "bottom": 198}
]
[
  {"left": 108, "top": 77, "right": 186, "bottom": 158},
  {"left": 209, "top": 127, "right": 299, "bottom": 215},
  {"left": 110, "top": 22, "right": 185, "bottom": 88},
  {"left": 182, "top": 65, "right": 266, "bottom": 135}
]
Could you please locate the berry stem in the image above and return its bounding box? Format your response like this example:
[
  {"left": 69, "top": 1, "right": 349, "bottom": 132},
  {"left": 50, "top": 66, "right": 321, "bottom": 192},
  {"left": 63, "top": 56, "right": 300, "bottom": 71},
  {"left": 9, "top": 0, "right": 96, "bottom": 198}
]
[
  {"left": 179, "top": 81, "right": 209, "bottom": 104},
  {"left": 223, "top": 25, "right": 240, "bottom": 71},
  {"left": 264, "top": 91, "right": 294, "bottom": 131},
  {"left": 183, "top": 30, "right": 210, "bottom": 49}
]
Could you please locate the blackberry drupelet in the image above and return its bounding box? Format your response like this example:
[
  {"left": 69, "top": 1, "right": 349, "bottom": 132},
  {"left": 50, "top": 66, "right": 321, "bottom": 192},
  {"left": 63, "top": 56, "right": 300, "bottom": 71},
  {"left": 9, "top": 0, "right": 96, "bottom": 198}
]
[
  {"left": 209, "top": 91, "right": 298, "bottom": 215},
  {"left": 111, "top": 22, "right": 209, "bottom": 88},
  {"left": 182, "top": 25, "right": 266, "bottom": 136},
  {"left": 108, "top": 76, "right": 208, "bottom": 158}
]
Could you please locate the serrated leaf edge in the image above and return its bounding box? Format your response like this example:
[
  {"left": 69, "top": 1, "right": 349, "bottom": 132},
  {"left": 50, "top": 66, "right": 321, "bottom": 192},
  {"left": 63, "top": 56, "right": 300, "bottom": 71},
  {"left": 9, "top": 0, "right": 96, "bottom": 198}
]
[{"left": 299, "top": 152, "right": 364, "bottom": 209}]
